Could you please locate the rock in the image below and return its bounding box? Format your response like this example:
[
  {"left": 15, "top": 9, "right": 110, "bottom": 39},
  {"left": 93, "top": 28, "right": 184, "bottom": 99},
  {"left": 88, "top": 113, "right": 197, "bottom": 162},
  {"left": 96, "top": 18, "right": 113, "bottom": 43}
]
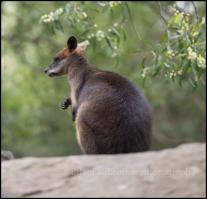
[
  {"left": 1, "top": 143, "right": 206, "bottom": 198},
  {"left": 1, "top": 151, "right": 14, "bottom": 161}
]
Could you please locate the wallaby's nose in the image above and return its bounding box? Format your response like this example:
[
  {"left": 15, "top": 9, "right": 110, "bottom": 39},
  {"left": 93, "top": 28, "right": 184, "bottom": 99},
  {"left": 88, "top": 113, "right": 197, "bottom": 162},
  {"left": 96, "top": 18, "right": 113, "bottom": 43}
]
[{"left": 44, "top": 68, "right": 48, "bottom": 74}]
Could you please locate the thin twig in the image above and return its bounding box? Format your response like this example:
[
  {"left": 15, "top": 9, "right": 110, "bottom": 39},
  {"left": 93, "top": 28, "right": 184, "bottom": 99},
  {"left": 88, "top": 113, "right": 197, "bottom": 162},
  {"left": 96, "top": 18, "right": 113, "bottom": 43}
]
[
  {"left": 125, "top": 2, "right": 142, "bottom": 41},
  {"left": 157, "top": 1, "right": 168, "bottom": 25},
  {"left": 192, "top": 1, "right": 199, "bottom": 25}
]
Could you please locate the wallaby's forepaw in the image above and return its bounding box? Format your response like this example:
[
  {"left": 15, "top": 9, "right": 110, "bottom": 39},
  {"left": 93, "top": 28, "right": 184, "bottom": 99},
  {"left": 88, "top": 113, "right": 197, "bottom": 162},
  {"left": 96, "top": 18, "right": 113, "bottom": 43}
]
[{"left": 61, "top": 98, "right": 71, "bottom": 110}]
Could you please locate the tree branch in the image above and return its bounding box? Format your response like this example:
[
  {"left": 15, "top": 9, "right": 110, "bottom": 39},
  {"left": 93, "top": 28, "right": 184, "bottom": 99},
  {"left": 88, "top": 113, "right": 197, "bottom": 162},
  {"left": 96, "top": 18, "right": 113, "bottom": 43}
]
[
  {"left": 125, "top": 2, "right": 142, "bottom": 41},
  {"left": 192, "top": 1, "right": 199, "bottom": 25},
  {"left": 157, "top": 1, "right": 168, "bottom": 25}
]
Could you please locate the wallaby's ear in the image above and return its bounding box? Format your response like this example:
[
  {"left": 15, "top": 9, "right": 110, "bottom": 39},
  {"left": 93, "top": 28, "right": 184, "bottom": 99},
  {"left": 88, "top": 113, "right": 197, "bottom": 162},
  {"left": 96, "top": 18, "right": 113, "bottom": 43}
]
[
  {"left": 79, "top": 40, "right": 90, "bottom": 51},
  {"left": 67, "top": 36, "right": 77, "bottom": 52}
]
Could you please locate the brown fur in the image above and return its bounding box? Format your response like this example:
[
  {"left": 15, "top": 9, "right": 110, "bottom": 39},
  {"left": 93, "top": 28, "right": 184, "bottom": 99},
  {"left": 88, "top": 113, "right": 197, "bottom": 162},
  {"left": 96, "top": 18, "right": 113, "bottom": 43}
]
[{"left": 45, "top": 36, "right": 152, "bottom": 154}]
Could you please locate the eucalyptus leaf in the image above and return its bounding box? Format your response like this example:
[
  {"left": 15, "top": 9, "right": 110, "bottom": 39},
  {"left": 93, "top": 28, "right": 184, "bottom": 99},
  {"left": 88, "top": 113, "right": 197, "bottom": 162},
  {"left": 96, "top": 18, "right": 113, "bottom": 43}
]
[
  {"left": 160, "top": 30, "right": 167, "bottom": 43},
  {"left": 105, "top": 37, "right": 113, "bottom": 51},
  {"left": 65, "top": 4, "right": 71, "bottom": 16},
  {"left": 78, "top": 29, "right": 90, "bottom": 37},
  {"left": 112, "top": 28, "right": 121, "bottom": 43},
  {"left": 113, "top": 57, "right": 120, "bottom": 69}
]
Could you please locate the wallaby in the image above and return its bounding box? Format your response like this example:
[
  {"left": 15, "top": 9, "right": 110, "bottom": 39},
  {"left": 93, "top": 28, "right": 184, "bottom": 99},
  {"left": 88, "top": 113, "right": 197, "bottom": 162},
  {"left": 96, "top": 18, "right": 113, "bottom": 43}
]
[{"left": 44, "top": 36, "right": 152, "bottom": 154}]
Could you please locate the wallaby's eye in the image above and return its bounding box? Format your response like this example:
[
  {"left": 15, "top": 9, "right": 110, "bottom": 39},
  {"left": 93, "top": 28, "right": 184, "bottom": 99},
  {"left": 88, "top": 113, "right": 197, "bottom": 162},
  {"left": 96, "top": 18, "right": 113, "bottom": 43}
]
[{"left": 54, "top": 57, "right": 60, "bottom": 62}]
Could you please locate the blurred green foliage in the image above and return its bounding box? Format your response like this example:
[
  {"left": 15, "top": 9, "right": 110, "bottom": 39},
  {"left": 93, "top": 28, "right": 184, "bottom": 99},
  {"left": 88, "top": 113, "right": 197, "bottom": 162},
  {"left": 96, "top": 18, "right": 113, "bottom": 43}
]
[{"left": 2, "top": 1, "right": 206, "bottom": 158}]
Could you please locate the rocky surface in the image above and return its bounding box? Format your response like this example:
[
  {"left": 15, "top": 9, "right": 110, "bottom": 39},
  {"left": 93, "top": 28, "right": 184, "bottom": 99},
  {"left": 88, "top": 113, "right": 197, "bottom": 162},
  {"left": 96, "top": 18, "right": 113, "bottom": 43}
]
[
  {"left": 1, "top": 151, "right": 14, "bottom": 161},
  {"left": 1, "top": 143, "right": 206, "bottom": 198}
]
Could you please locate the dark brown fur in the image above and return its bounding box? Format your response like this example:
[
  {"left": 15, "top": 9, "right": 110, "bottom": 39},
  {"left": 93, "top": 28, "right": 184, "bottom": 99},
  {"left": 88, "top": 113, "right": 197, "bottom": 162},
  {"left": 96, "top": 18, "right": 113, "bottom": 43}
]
[{"left": 45, "top": 36, "right": 152, "bottom": 154}]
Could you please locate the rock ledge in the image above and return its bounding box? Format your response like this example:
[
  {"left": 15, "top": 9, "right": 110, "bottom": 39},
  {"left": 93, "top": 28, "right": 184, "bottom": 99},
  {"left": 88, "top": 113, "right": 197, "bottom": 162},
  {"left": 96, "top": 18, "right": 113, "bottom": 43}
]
[{"left": 1, "top": 143, "right": 206, "bottom": 198}]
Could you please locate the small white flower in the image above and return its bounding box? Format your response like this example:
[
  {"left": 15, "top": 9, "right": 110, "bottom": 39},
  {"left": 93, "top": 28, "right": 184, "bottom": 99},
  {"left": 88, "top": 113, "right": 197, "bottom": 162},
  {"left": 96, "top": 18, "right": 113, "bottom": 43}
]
[
  {"left": 191, "top": 31, "right": 198, "bottom": 37},
  {"left": 167, "top": 50, "right": 175, "bottom": 57},
  {"left": 43, "top": 18, "right": 50, "bottom": 23},
  {"left": 82, "top": 12, "right": 87, "bottom": 18},
  {"left": 197, "top": 54, "right": 206, "bottom": 68},
  {"left": 187, "top": 47, "right": 192, "bottom": 52},
  {"left": 94, "top": 24, "right": 98, "bottom": 28},
  {"left": 175, "top": 10, "right": 179, "bottom": 15},
  {"left": 141, "top": 72, "right": 146, "bottom": 78},
  {"left": 177, "top": 69, "right": 183, "bottom": 75},
  {"left": 91, "top": 33, "right": 94, "bottom": 37},
  {"left": 96, "top": 30, "right": 105, "bottom": 39},
  {"left": 41, "top": 15, "right": 48, "bottom": 20},
  {"left": 188, "top": 51, "right": 197, "bottom": 60},
  {"left": 169, "top": 72, "right": 173, "bottom": 79},
  {"left": 109, "top": 1, "right": 114, "bottom": 7},
  {"left": 57, "top": 8, "right": 63, "bottom": 14},
  {"left": 113, "top": 23, "right": 118, "bottom": 27},
  {"left": 108, "top": 28, "right": 112, "bottom": 32},
  {"left": 87, "top": 35, "right": 91, "bottom": 39},
  {"left": 49, "top": 12, "right": 54, "bottom": 17},
  {"left": 170, "top": 7, "right": 177, "bottom": 13},
  {"left": 114, "top": 46, "right": 117, "bottom": 50}
]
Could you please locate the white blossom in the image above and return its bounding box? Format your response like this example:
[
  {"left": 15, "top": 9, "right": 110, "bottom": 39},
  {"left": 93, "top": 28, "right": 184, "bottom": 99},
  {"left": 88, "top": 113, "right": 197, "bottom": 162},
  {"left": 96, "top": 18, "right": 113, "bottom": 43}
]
[
  {"left": 82, "top": 12, "right": 87, "bottom": 18},
  {"left": 57, "top": 8, "right": 63, "bottom": 14},
  {"left": 197, "top": 54, "right": 206, "bottom": 68},
  {"left": 141, "top": 72, "right": 146, "bottom": 78},
  {"left": 191, "top": 31, "right": 198, "bottom": 37},
  {"left": 188, "top": 51, "right": 197, "bottom": 60},
  {"left": 167, "top": 50, "right": 175, "bottom": 57},
  {"left": 96, "top": 30, "right": 105, "bottom": 40},
  {"left": 177, "top": 69, "right": 183, "bottom": 75}
]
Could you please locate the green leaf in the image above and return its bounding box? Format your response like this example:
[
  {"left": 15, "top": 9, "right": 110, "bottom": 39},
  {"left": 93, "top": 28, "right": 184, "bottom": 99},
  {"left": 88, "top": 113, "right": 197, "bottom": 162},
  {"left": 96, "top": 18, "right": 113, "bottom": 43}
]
[
  {"left": 54, "top": 12, "right": 59, "bottom": 20},
  {"left": 54, "top": 20, "right": 64, "bottom": 32},
  {"left": 65, "top": 4, "right": 71, "bottom": 17},
  {"left": 152, "top": 66, "right": 161, "bottom": 77},
  {"left": 141, "top": 57, "right": 146, "bottom": 68},
  {"left": 109, "top": 7, "right": 114, "bottom": 17},
  {"left": 105, "top": 37, "right": 113, "bottom": 51},
  {"left": 121, "top": 28, "right": 127, "bottom": 41},
  {"left": 85, "top": 5, "right": 100, "bottom": 13},
  {"left": 142, "top": 76, "right": 146, "bottom": 87},
  {"left": 98, "top": 2, "right": 106, "bottom": 6},
  {"left": 174, "top": 15, "right": 179, "bottom": 24},
  {"left": 47, "top": 23, "right": 55, "bottom": 35},
  {"left": 189, "top": 78, "right": 197, "bottom": 88},
  {"left": 170, "top": 34, "right": 182, "bottom": 39},
  {"left": 129, "top": 49, "right": 142, "bottom": 54},
  {"left": 113, "top": 57, "right": 120, "bottom": 69},
  {"left": 92, "top": 36, "right": 96, "bottom": 50},
  {"left": 164, "top": 63, "right": 171, "bottom": 68},
  {"left": 160, "top": 30, "right": 167, "bottom": 43},
  {"left": 120, "top": 3, "right": 127, "bottom": 22},
  {"left": 78, "top": 29, "right": 90, "bottom": 38},
  {"left": 178, "top": 41, "right": 185, "bottom": 49},
  {"left": 178, "top": 76, "right": 183, "bottom": 87},
  {"left": 112, "top": 28, "right": 121, "bottom": 43}
]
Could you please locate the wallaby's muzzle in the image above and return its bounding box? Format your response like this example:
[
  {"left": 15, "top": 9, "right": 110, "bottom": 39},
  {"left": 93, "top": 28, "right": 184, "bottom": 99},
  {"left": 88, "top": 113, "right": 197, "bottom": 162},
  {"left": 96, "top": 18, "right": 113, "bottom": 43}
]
[{"left": 44, "top": 67, "right": 57, "bottom": 77}]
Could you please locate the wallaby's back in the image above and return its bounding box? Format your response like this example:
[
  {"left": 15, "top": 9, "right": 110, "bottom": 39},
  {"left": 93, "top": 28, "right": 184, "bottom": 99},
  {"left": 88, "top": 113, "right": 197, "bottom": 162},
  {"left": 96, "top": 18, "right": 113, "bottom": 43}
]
[{"left": 76, "top": 70, "right": 152, "bottom": 154}]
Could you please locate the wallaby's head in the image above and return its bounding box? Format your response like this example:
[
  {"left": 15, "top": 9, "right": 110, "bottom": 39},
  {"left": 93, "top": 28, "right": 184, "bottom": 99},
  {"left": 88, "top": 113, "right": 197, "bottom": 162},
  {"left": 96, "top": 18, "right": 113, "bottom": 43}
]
[{"left": 44, "top": 36, "right": 89, "bottom": 77}]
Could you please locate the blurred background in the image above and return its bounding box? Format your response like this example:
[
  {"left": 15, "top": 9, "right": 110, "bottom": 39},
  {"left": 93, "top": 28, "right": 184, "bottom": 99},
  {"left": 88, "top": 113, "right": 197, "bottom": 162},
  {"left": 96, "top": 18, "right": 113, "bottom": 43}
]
[{"left": 1, "top": 1, "right": 206, "bottom": 158}]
